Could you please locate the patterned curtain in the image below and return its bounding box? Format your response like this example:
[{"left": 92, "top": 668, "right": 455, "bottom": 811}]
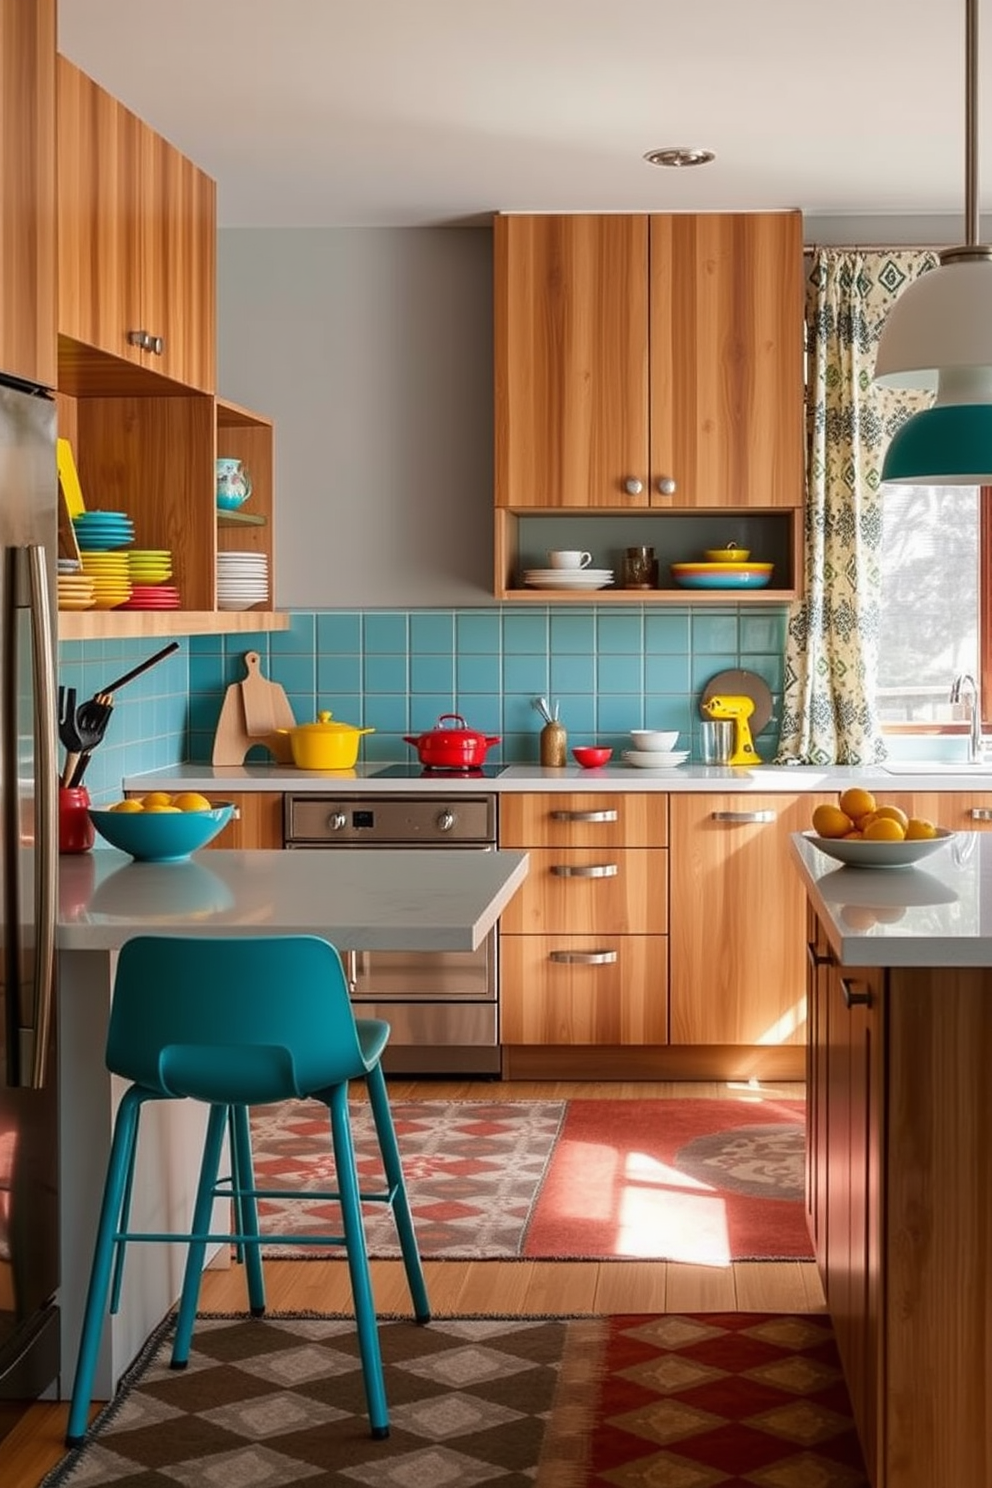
[{"left": 776, "top": 248, "right": 939, "bottom": 764}]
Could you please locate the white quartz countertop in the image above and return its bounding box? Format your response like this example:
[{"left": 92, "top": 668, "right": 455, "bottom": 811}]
[
  {"left": 58, "top": 847, "right": 529, "bottom": 952},
  {"left": 121, "top": 761, "right": 992, "bottom": 795},
  {"left": 790, "top": 830, "right": 992, "bottom": 966}
]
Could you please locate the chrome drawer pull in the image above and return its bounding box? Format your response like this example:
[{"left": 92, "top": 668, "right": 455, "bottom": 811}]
[
  {"left": 969, "top": 807, "right": 992, "bottom": 820},
  {"left": 549, "top": 949, "right": 619, "bottom": 965},
  {"left": 551, "top": 809, "right": 618, "bottom": 823},
  {"left": 711, "top": 810, "right": 776, "bottom": 823},
  {"left": 550, "top": 863, "right": 618, "bottom": 878},
  {"left": 841, "top": 977, "right": 872, "bottom": 1009}
]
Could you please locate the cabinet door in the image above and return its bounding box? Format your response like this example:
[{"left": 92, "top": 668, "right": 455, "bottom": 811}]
[
  {"left": 649, "top": 212, "right": 805, "bottom": 509},
  {"left": 499, "top": 791, "right": 668, "bottom": 847},
  {"left": 500, "top": 848, "right": 668, "bottom": 934},
  {"left": 200, "top": 791, "right": 283, "bottom": 849},
  {"left": 0, "top": 0, "right": 56, "bottom": 387},
  {"left": 804, "top": 905, "right": 831, "bottom": 1259},
  {"left": 57, "top": 57, "right": 216, "bottom": 393},
  {"left": 669, "top": 793, "right": 832, "bottom": 1044},
  {"left": 824, "top": 961, "right": 883, "bottom": 1477},
  {"left": 494, "top": 214, "right": 649, "bottom": 509}
]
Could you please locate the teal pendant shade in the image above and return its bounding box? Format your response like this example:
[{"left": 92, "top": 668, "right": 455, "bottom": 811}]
[{"left": 881, "top": 403, "right": 992, "bottom": 484}]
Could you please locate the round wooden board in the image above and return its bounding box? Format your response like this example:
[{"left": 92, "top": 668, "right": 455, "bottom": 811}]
[{"left": 699, "top": 668, "right": 774, "bottom": 734}]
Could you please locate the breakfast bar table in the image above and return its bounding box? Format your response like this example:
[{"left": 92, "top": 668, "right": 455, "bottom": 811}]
[{"left": 56, "top": 847, "right": 529, "bottom": 1401}]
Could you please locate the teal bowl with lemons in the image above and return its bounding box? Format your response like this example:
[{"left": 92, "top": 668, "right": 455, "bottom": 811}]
[{"left": 88, "top": 802, "right": 235, "bottom": 862}]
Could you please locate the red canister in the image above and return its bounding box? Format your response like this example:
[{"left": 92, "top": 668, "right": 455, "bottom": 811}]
[{"left": 59, "top": 786, "right": 95, "bottom": 854}]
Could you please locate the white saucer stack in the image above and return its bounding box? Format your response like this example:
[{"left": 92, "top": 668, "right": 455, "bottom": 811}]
[
  {"left": 623, "top": 729, "right": 688, "bottom": 769},
  {"left": 523, "top": 567, "right": 614, "bottom": 591},
  {"left": 217, "top": 551, "right": 269, "bottom": 610}
]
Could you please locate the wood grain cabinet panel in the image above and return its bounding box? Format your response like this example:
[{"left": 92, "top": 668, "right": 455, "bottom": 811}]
[
  {"left": 499, "top": 792, "right": 669, "bottom": 1048},
  {"left": 494, "top": 210, "right": 804, "bottom": 513},
  {"left": 669, "top": 793, "right": 833, "bottom": 1045},
  {"left": 201, "top": 791, "right": 283, "bottom": 850},
  {"left": 57, "top": 55, "right": 216, "bottom": 393},
  {"left": 0, "top": 0, "right": 56, "bottom": 387}
]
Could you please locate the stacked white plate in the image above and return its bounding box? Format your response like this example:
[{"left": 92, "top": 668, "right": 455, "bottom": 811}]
[
  {"left": 523, "top": 568, "right": 614, "bottom": 591},
  {"left": 217, "top": 551, "right": 269, "bottom": 610},
  {"left": 622, "top": 748, "right": 690, "bottom": 769}
]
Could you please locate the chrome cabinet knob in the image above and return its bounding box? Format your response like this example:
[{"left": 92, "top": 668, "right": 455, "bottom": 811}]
[
  {"left": 656, "top": 476, "right": 677, "bottom": 496},
  {"left": 623, "top": 478, "right": 643, "bottom": 496}
]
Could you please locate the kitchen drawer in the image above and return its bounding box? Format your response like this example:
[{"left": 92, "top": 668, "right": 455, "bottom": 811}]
[
  {"left": 498, "top": 847, "right": 667, "bottom": 934},
  {"left": 499, "top": 934, "right": 669, "bottom": 1044},
  {"left": 499, "top": 791, "right": 668, "bottom": 848}
]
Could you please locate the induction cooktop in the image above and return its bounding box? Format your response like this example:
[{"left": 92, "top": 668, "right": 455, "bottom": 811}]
[{"left": 372, "top": 763, "right": 509, "bottom": 780}]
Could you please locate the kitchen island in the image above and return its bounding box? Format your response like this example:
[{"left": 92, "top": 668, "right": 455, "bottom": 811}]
[
  {"left": 56, "top": 846, "right": 528, "bottom": 1402},
  {"left": 791, "top": 830, "right": 992, "bottom": 1488}
]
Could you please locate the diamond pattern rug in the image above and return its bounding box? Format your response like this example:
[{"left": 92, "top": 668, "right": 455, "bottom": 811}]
[
  {"left": 43, "top": 1312, "right": 868, "bottom": 1487},
  {"left": 249, "top": 1097, "right": 811, "bottom": 1262}
]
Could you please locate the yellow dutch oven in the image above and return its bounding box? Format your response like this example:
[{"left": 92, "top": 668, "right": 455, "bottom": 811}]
[{"left": 276, "top": 711, "right": 375, "bottom": 770}]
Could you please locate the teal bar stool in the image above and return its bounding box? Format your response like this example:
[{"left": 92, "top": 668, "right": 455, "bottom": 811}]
[{"left": 65, "top": 934, "right": 430, "bottom": 1446}]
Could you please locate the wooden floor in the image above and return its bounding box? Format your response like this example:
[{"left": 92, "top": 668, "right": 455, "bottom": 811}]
[{"left": 5, "top": 1078, "right": 825, "bottom": 1488}]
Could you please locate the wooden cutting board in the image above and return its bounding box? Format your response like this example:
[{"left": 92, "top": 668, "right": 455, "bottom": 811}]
[{"left": 212, "top": 651, "right": 296, "bottom": 765}]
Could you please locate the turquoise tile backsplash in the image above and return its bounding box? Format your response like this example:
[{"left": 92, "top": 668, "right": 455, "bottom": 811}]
[{"left": 59, "top": 603, "right": 790, "bottom": 800}]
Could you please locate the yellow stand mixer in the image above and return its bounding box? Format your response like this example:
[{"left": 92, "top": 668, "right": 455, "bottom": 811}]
[{"left": 702, "top": 694, "right": 762, "bottom": 765}]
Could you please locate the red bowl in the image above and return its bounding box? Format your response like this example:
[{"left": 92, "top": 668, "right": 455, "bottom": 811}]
[{"left": 572, "top": 745, "right": 613, "bottom": 769}]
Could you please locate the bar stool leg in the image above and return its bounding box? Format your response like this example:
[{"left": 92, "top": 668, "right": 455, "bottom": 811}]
[
  {"left": 328, "top": 1084, "right": 389, "bottom": 1439},
  {"left": 366, "top": 1063, "right": 430, "bottom": 1322},
  {"left": 171, "top": 1103, "right": 229, "bottom": 1368},
  {"left": 229, "top": 1104, "right": 266, "bottom": 1314}
]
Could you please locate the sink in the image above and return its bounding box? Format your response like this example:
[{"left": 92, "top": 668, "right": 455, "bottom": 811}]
[{"left": 881, "top": 761, "right": 992, "bottom": 775}]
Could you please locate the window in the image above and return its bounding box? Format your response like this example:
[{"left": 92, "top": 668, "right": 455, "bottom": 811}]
[{"left": 876, "top": 484, "right": 981, "bottom": 729}]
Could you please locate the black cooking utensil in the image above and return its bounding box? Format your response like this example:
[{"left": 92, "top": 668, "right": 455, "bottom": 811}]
[
  {"left": 67, "top": 692, "right": 115, "bottom": 787},
  {"left": 60, "top": 688, "right": 115, "bottom": 786},
  {"left": 99, "top": 640, "right": 180, "bottom": 698}
]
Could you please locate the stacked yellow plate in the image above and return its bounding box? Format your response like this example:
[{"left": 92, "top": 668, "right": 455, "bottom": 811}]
[
  {"left": 57, "top": 574, "right": 96, "bottom": 610},
  {"left": 80, "top": 551, "right": 132, "bottom": 609},
  {"left": 128, "top": 549, "right": 173, "bottom": 583}
]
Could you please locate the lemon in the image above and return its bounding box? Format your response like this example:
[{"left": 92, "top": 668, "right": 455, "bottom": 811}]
[
  {"left": 172, "top": 792, "right": 213, "bottom": 813},
  {"left": 905, "top": 817, "right": 938, "bottom": 840},
  {"left": 109, "top": 799, "right": 143, "bottom": 813},
  {"left": 141, "top": 791, "right": 174, "bottom": 808},
  {"left": 838, "top": 787, "right": 876, "bottom": 822},
  {"left": 811, "top": 802, "right": 854, "bottom": 839},
  {"left": 863, "top": 816, "right": 906, "bottom": 842},
  {"left": 143, "top": 803, "right": 181, "bottom": 813},
  {"left": 871, "top": 804, "right": 910, "bottom": 831}
]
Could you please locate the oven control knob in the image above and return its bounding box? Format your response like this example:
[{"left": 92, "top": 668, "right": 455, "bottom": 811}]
[
  {"left": 436, "top": 809, "right": 456, "bottom": 833},
  {"left": 328, "top": 811, "right": 348, "bottom": 832}
]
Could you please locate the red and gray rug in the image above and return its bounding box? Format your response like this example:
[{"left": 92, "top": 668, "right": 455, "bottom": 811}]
[
  {"left": 249, "top": 1096, "right": 812, "bottom": 1262},
  {"left": 43, "top": 1311, "right": 867, "bottom": 1487}
]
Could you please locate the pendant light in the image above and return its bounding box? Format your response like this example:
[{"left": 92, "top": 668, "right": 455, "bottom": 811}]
[{"left": 874, "top": 0, "right": 992, "bottom": 483}]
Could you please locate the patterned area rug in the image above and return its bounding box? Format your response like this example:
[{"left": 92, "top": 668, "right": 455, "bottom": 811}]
[
  {"left": 42, "top": 1311, "right": 868, "bottom": 1487},
  {"left": 249, "top": 1097, "right": 811, "bottom": 1261}
]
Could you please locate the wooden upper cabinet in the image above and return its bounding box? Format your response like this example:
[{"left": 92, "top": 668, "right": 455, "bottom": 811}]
[
  {"left": 56, "top": 56, "right": 216, "bottom": 393},
  {"left": 0, "top": 0, "right": 57, "bottom": 387},
  {"left": 494, "top": 210, "right": 805, "bottom": 511},
  {"left": 649, "top": 212, "right": 805, "bottom": 509}
]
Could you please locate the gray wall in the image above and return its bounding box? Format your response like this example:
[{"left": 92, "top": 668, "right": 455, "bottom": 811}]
[{"left": 218, "top": 228, "right": 495, "bottom": 610}]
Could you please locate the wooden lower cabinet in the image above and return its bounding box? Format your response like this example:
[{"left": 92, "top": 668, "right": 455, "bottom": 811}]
[
  {"left": 499, "top": 793, "right": 669, "bottom": 1058},
  {"left": 669, "top": 792, "right": 832, "bottom": 1046},
  {"left": 203, "top": 791, "right": 283, "bottom": 850},
  {"left": 806, "top": 906, "right": 992, "bottom": 1488}
]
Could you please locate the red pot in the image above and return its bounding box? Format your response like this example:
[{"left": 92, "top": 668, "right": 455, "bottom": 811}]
[{"left": 403, "top": 713, "right": 501, "bottom": 769}]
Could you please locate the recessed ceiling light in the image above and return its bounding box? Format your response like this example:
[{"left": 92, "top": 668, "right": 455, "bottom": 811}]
[{"left": 644, "top": 147, "right": 716, "bottom": 169}]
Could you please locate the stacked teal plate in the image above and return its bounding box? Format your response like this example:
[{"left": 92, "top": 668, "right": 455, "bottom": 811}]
[
  {"left": 671, "top": 561, "right": 773, "bottom": 590},
  {"left": 72, "top": 510, "right": 135, "bottom": 550}
]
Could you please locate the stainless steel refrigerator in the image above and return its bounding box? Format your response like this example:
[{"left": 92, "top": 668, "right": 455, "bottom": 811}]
[{"left": 0, "top": 373, "right": 60, "bottom": 1444}]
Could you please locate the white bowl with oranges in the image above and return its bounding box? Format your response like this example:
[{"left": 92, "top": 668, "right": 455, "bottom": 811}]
[{"left": 806, "top": 788, "right": 954, "bottom": 869}]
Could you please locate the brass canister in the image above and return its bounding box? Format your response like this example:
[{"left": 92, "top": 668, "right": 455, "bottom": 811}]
[{"left": 540, "top": 720, "right": 568, "bottom": 767}]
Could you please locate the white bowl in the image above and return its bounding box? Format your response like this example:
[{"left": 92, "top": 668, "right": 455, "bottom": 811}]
[
  {"left": 803, "top": 828, "right": 955, "bottom": 869},
  {"left": 630, "top": 730, "right": 679, "bottom": 752}
]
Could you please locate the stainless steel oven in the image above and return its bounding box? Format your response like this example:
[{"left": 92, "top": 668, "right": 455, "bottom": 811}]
[{"left": 283, "top": 790, "right": 501, "bottom": 1075}]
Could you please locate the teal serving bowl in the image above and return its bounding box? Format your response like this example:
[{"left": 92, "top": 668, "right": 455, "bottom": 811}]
[{"left": 88, "top": 802, "right": 235, "bottom": 862}]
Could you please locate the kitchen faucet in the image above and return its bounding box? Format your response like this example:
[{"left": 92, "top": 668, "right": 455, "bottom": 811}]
[{"left": 950, "top": 673, "right": 983, "bottom": 761}]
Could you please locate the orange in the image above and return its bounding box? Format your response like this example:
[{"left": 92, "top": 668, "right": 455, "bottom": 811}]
[
  {"left": 838, "top": 787, "right": 876, "bottom": 822},
  {"left": 143, "top": 803, "right": 182, "bottom": 813},
  {"left": 141, "top": 791, "right": 173, "bottom": 808},
  {"left": 871, "top": 804, "right": 910, "bottom": 831},
  {"left": 109, "top": 799, "right": 143, "bottom": 813},
  {"left": 811, "top": 803, "right": 854, "bottom": 839},
  {"left": 172, "top": 792, "right": 213, "bottom": 812},
  {"left": 905, "top": 817, "right": 938, "bottom": 840},
  {"left": 843, "top": 829, "right": 864, "bottom": 839},
  {"left": 863, "top": 816, "right": 907, "bottom": 842}
]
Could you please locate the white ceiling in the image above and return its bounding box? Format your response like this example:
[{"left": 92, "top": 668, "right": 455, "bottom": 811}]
[{"left": 57, "top": 0, "right": 988, "bottom": 231}]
